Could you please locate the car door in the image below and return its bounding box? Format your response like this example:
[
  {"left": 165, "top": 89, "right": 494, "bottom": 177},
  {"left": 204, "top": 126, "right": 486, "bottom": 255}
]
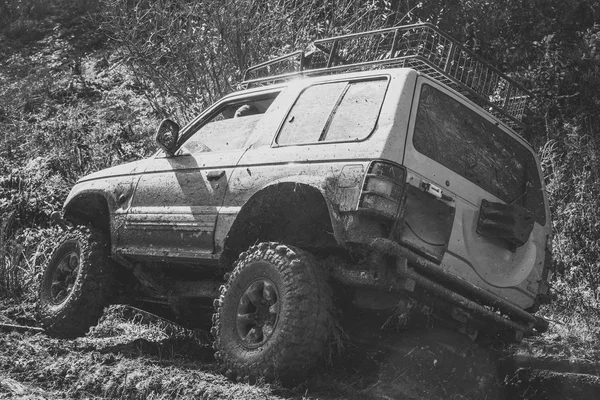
[
  {"left": 401, "top": 78, "right": 550, "bottom": 307},
  {"left": 116, "top": 91, "right": 281, "bottom": 262}
]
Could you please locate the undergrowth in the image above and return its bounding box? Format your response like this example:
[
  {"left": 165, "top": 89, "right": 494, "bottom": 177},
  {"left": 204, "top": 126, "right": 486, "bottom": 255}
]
[
  {"left": 0, "top": 0, "right": 159, "bottom": 298},
  {"left": 1, "top": 0, "right": 600, "bottom": 354},
  {"left": 540, "top": 285, "right": 600, "bottom": 348}
]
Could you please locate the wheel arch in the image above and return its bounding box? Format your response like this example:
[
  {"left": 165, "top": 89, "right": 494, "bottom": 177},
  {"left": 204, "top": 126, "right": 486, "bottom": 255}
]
[
  {"left": 220, "top": 181, "right": 345, "bottom": 269},
  {"left": 63, "top": 191, "right": 111, "bottom": 236}
]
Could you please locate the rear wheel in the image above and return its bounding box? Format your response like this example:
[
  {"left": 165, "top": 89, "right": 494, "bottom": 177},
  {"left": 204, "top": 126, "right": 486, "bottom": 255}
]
[
  {"left": 38, "top": 227, "right": 115, "bottom": 338},
  {"left": 212, "top": 242, "right": 332, "bottom": 385}
]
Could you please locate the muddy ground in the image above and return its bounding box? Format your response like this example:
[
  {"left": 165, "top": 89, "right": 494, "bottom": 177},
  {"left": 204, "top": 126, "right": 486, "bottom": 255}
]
[{"left": 1, "top": 301, "right": 599, "bottom": 400}]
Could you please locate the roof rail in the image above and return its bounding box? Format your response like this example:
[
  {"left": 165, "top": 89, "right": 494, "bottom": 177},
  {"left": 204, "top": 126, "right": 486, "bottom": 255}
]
[{"left": 240, "top": 23, "right": 531, "bottom": 129}]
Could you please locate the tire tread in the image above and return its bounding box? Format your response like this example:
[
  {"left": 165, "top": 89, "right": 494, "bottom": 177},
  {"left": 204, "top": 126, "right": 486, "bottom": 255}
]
[{"left": 212, "top": 242, "right": 332, "bottom": 384}]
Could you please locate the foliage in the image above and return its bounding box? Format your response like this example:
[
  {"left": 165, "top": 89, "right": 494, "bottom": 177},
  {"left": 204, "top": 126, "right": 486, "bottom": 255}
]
[
  {"left": 0, "top": 0, "right": 159, "bottom": 298},
  {"left": 100, "top": 0, "right": 407, "bottom": 122},
  {"left": 0, "top": 0, "right": 100, "bottom": 43},
  {"left": 1, "top": 0, "right": 600, "bottom": 339},
  {"left": 0, "top": 225, "right": 64, "bottom": 300}
]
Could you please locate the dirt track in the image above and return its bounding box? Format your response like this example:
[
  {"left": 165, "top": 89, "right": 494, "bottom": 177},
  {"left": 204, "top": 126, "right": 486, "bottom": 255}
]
[{"left": 1, "top": 303, "right": 599, "bottom": 400}]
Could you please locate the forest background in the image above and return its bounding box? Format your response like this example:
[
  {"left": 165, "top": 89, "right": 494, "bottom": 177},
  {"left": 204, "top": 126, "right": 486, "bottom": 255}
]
[{"left": 1, "top": 0, "right": 599, "bottom": 341}]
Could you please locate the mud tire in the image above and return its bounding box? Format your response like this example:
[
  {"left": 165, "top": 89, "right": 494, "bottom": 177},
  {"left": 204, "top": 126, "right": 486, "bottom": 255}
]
[
  {"left": 212, "top": 242, "right": 332, "bottom": 385},
  {"left": 37, "top": 227, "right": 114, "bottom": 338}
]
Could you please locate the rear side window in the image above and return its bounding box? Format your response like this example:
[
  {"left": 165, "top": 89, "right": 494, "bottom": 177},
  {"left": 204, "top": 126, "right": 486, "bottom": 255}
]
[
  {"left": 277, "top": 78, "right": 388, "bottom": 145},
  {"left": 413, "top": 84, "right": 546, "bottom": 225}
]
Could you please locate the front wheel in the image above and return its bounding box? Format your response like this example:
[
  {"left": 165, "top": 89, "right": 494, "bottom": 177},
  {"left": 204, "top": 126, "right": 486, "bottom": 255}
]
[
  {"left": 37, "top": 227, "right": 115, "bottom": 338},
  {"left": 212, "top": 242, "right": 332, "bottom": 385}
]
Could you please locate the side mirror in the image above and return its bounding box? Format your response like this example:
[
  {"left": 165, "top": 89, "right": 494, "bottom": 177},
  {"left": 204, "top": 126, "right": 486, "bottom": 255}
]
[{"left": 155, "top": 119, "right": 180, "bottom": 156}]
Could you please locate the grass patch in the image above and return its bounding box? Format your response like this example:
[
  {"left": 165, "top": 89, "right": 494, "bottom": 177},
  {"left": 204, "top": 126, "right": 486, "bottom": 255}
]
[
  {"left": 535, "top": 283, "right": 600, "bottom": 361},
  {"left": 1, "top": 10, "right": 158, "bottom": 299}
]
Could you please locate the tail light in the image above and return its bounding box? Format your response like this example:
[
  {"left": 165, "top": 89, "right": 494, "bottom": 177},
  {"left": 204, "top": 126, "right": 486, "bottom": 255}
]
[{"left": 358, "top": 161, "right": 406, "bottom": 218}]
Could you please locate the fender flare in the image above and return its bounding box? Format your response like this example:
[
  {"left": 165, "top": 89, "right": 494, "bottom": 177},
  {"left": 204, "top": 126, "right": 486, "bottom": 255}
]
[{"left": 220, "top": 180, "right": 346, "bottom": 268}]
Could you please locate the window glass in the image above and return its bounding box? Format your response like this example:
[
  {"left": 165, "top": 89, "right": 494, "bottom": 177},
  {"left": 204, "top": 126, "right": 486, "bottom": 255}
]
[
  {"left": 182, "top": 115, "right": 261, "bottom": 154},
  {"left": 180, "top": 93, "right": 279, "bottom": 154},
  {"left": 277, "top": 79, "right": 387, "bottom": 145},
  {"left": 413, "top": 84, "right": 545, "bottom": 225},
  {"left": 325, "top": 79, "right": 387, "bottom": 141},
  {"left": 277, "top": 82, "right": 347, "bottom": 145}
]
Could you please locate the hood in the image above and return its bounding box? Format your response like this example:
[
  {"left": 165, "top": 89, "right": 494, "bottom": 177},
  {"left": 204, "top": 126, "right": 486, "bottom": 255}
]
[{"left": 77, "top": 158, "right": 153, "bottom": 183}]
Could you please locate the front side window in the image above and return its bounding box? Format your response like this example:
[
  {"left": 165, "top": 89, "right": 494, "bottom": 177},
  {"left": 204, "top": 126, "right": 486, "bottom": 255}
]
[
  {"left": 413, "top": 84, "right": 545, "bottom": 225},
  {"left": 181, "top": 93, "right": 280, "bottom": 154},
  {"left": 277, "top": 78, "right": 388, "bottom": 145}
]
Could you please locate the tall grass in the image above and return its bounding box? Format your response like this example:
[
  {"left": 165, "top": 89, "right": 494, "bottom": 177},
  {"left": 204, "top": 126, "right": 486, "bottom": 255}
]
[
  {"left": 100, "top": 0, "right": 407, "bottom": 123},
  {"left": 0, "top": 0, "right": 160, "bottom": 299}
]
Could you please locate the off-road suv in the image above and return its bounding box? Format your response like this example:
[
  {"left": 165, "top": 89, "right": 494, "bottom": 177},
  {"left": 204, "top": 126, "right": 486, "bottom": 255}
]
[{"left": 38, "top": 23, "right": 552, "bottom": 384}]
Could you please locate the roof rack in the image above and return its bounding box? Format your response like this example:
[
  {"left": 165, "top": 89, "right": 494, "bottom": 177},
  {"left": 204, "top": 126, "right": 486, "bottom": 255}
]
[{"left": 240, "top": 23, "right": 531, "bottom": 129}]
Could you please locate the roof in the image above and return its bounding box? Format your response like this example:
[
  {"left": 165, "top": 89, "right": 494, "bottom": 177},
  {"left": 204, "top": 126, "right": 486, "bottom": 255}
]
[{"left": 239, "top": 23, "right": 531, "bottom": 130}]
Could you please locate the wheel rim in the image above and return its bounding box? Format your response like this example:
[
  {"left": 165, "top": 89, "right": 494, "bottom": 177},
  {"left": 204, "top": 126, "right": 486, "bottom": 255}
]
[
  {"left": 235, "top": 279, "right": 280, "bottom": 348},
  {"left": 49, "top": 250, "right": 80, "bottom": 305}
]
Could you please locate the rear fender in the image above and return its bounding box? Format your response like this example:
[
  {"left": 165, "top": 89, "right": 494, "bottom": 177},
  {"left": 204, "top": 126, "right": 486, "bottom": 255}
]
[{"left": 220, "top": 180, "right": 346, "bottom": 268}]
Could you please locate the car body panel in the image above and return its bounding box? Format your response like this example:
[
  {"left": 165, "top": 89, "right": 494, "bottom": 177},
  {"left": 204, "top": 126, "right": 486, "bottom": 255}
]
[
  {"left": 61, "top": 66, "right": 551, "bottom": 315},
  {"left": 117, "top": 151, "right": 241, "bottom": 259},
  {"left": 214, "top": 71, "right": 415, "bottom": 249},
  {"left": 400, "top": 77, "right": 551, "bottom": 308}
]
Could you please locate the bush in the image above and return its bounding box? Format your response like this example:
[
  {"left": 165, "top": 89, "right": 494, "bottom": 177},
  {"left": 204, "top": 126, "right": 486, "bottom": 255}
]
[
  {"left": 0, "top": 224, "right": 66, "bottom": 300},
  {"left": 0, "top": 0, "right": 159, "bottom": 299},
  {"left": 100, "top": 0, "right": 408, "bottom": 122}
]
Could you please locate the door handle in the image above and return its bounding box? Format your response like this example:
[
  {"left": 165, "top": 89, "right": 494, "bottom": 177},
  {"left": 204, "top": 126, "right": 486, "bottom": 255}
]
[{"left": 207, "top": 170, "right": 225, "bottom": 181}]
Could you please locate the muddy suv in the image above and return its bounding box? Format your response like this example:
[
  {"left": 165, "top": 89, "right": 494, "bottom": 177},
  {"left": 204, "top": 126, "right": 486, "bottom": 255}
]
[{"left": 38, "top": 23, "right": 552, "bottom": 384}]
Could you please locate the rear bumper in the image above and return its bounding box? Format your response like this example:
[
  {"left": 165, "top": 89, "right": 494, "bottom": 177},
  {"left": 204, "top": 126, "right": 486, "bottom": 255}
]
[{"left": 332, "top": 237, "right": 549, "bottom": 340}]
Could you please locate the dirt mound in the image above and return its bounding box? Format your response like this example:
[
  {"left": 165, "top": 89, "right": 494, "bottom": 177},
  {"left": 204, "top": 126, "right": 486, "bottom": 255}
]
[{"left": 0, "top": 324, "right": 283, "bottom": 400}]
